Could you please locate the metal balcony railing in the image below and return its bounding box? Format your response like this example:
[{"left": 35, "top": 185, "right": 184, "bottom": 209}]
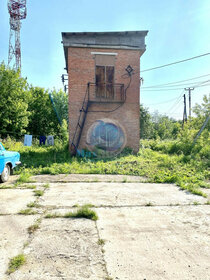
[{"left": 88, "top": 83, "right": 125, "bottom": 103}]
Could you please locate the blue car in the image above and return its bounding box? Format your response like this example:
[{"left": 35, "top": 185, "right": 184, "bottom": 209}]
[{"left": 0, "top": 142, "right": 21, "bottom": 183}]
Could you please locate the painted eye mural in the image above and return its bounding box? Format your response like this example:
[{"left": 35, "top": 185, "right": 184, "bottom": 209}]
[{"left": 86, "top": 119, "right": 126, "bottom": 157}]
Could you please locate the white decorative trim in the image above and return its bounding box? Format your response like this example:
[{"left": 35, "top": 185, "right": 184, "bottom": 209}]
[{"left": 91, "top": 52, "right": 118, "bottom": 56}]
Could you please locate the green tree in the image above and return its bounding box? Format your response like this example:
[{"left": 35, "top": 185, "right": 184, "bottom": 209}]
[
  {"left": 27, "top": 86, "right": 60, "bottom": 136},
  {"left": 152, "top": 114, "right": 181, "bottom": 140},
  {"left": 140, "top": 105, "right": 181, "bottom": 140},
  {"left": 0, "top": 62, "right": 30, "bottom": 137},
  {"left": 50, "top": 89, "right": 68, "bottom": 122},
  {"left": 175, "top": 95, "right": 210, "bottom": 156},
  {"left": 140, "top": 105, "right": 153, "bottom": 139},
  {"left": 193, "top": 94, "right": 210, "bottom": 118},
  {"left": 192, "top": 94, "right": 210, "bottom": 130},
  {"left": 59, "top": 119, "right": 69, "bottom": 143}
]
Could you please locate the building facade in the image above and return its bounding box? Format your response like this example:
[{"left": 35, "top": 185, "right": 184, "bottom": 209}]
[{"left": 62, "top": 31, "right": 148, "bottom": 156}]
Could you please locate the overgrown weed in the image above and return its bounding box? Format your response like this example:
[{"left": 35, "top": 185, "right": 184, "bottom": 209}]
[
  {"left": 16, "top": 172, "right": 34, "bottom": 185},
  {"left": 98, "top": 239, "right": 105, "bottom": 245},
  {"left": 27, "top": 201, "right": 41, "bottom": 208},
  {"left": 34, "top": 190, "right": 44, "bottom": 197},
  {"left": 3, "top": 139, "right": 209, "bottom": 197},
  {"left": 28, "top": 223, "right": 40, "bottom": 234},
  {"left": 64, "top": 205, "right": 98, "bottom": 221},
  {"left": 28, "top": 218, "right": 41, "bottom": 234},
  {"left": 45, "top": 205, "right": 98, "bottom": 221},
  {"left": 7, "top": 254, "right": 26, "bottom": 274}
]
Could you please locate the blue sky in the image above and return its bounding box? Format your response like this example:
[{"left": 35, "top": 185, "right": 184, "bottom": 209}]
[{"left": 0, "top": 0, "right": 210, "bottom": 119}]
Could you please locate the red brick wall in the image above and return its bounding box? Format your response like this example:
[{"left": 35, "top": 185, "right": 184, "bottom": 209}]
[{"left": 68, "top": 47, "right": 142, "bottom": 153}]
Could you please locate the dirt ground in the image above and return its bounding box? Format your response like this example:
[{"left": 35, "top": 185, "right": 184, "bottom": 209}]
[{"left": 0, "top": 174, "right": 209, "bottom": 280}]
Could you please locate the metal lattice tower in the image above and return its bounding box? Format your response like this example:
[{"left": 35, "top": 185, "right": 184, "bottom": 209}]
[{"left": 8, "top": 0, "right": 27, "bottom": 72}]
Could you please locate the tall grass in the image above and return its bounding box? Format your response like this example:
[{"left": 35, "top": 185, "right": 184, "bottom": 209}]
[{"left": 2, "top": 138, "right": 209, "bottom": 197}]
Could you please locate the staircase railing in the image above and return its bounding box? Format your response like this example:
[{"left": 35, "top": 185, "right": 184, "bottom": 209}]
[
  {"left": 88, "top": 82, "right": 125, "bottom": 103},
  {"left": 70, "top": 84, "right": 90, "bottom": 155}
]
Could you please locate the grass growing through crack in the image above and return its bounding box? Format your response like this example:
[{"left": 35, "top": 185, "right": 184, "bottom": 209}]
[
  {"left": 43, "top": 183, "right": 50, "bottom": 189},
  {"left": 92, "top": 177, "right": 99, "bottom": 182},
  {"left": 16, "top": 184, "right": 36, "bottom": 189},
  {"left": 0, "top": 185, "right": 14, "bottom": 189},
  {"left": 145, "top": 202, "right": 153, "bottom": 206},
  {"left": 7, "top": 254, "right": 26, "bottom": 274},
  {"left": 18, "top": 208, "right": 38, "bottom": 215},
  {"left": 64, "top": 205, "right": 98, "bottom": 221},
  {"left": 34, "top": 190, "right": 44, "bottom": 197},
  {"left": 83, "top": 203, "right": 95, "bottom": 208},
  {"left": 45, "top": 213, "right": 61, "bottom": 218},
  {"left": 27, "top": 201, "right": 41, "bottom": 208},
  {"left": 193, "top": 201, "right": 199, "bottom": 205},
  {"left": 45, "top": 205, "right": 98, "bottom": 221},
  {"left": 122, "top": 177, "right": 127, "bottom": 183},
  {"left": 27, "top": 218, "right": 41, "bottom": 234},
  {"left": 72, "top": 204, "right": 80, "bottom": 208},
  {"left": 98, "top": 239, "right": 105, "bottom": 245},
  {"left": 16, "top": 173, "right": 34, "bottom": 185},
  {"left": 28, "top": 223, "right": 40, "bottom": 234},
  {"left": 72, "top": 203, "right": 95, "bottom": 208}
]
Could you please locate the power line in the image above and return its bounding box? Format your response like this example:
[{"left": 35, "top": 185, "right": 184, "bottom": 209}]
[
  {"left": 142, "top": 87, "right": 188, "bottom": 91},
  {"left": 141, "top": 89, "right": 184, "bottom": 114},
  {"left": 142, "top": 79, "right": 210, "bottom": 89},
  {"left": 145, "top": 90, "right": 210, "bottom": 119},
  {"left": 141, "top": 52, "right": 210, "bottom": 73},
  {"left": 144, "top": 96, "right": 181, "bottom": 106},
  {"left": 194, "top": 79, "right": 210, "bottom": 87},
  {"left": 166, "top": 90, "right": 184, "bottom": 114},
  {"left": 141, "top": 82, "right": 210, "bottom": 91},
  {"left": 142, "top": 74, "right": 210, "bottom": 88}
]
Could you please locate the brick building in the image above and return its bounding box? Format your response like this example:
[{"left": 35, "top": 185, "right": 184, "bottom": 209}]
[{"left": 62, "top": 31, "right": 148, "bottom": 156}]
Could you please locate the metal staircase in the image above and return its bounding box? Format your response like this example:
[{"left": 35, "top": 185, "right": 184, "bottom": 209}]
[{"left": 70, "top": 85, "right": 89, "bottom": 155}]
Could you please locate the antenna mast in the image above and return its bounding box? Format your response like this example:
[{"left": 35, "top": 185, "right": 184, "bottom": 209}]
[{"left": 8, "top": 0, "right": 27, "bottom": 72}]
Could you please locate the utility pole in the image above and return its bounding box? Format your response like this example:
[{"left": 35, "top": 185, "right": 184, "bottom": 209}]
[
  {"left": 185, "top": 87, "right": 194, "bottom": 118},
  {"left": 183, "top": 94, "right": 187, "bottom": 125}
]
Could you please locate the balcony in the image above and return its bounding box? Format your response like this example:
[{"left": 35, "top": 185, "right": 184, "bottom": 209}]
[{"left": 88, "top": 83, "right": 125, "bottom": 103}]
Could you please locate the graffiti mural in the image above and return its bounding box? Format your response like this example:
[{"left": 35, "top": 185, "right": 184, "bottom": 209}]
[{"left": 86, "top": 119, "right": 126, "bottom": 157}]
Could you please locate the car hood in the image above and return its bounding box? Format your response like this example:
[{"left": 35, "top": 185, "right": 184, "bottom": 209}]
[{"left": 2, "top": 151, "right": 20, "bottom": 160}]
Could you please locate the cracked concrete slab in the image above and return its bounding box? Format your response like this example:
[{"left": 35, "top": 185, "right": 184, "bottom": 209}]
[
  {"left": 0, "top": 189, "right": 35, "bottom": 214},
  {"left": 0, "top": 176, "right": 18, "bottom": 187},
  {"left": 41, "top": 182, "right": 207, "bottom": 208},
  {"left": 32, "top": 174, "right": 147, "bottom": 183},
  {"left": 0, "top": 215, "right": 38, "bottom": 278},
  {"left": 0, "top": 175, "right": 209, "bottom": 280},
  {"left": 6, "top": 218, "right": 107, "bottom": 280},
  {"left": 96, "top": 206, "right": 210, "bottom": 280}
]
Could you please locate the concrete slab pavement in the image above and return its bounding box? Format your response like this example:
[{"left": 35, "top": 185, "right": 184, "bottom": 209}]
[
  {"left": 0, "top": 174, "right": 209, "bottom": 280},
  {"left": 6, "top": 218, "right": 107, "bottom": 280},
  {"left": 31, "top": 174, "right": 147, "bottom": 183},
  {"left": 0, "top": 215, "right": 38, "bottom": 278},
  {"left": 96, "top": 206, "right": 210, "bottom": 280},
  {"left": 40, "top": 182, "right": 206, "bottom": 208},
  {"left": 0, "top": 189, "right": 35, "bottom": 214}
]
